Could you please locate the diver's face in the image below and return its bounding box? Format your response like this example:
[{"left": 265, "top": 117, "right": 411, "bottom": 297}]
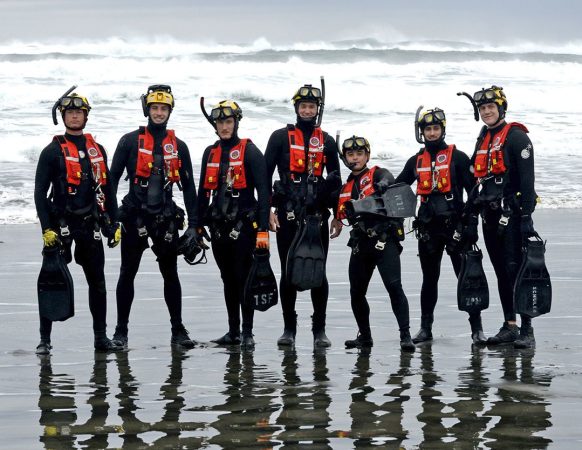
[
  {"left": 479, "top": 102, "right": 501, "bottom": 127},
  {"left": 149, "top": 103, "right": 171, "bottom": 124},
  {"left": 297, "top": 101, "right": 318, "bottom": 120},
  {"left": 216, "top": 117, "right": 236, "bottom": 140},
  {"left": 423, "top": 124, "right": 443, "bottom": 142},
  {"left": 345, "top": 148, "right": 369, "bottom": 172}
]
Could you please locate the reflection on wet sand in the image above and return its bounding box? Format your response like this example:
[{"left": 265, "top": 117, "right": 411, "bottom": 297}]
[{"left": 35, "top": 344, "right": 555, "bottom": 448}]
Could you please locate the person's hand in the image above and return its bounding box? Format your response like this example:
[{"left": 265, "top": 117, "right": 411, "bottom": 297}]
[
  {"left": 461, "top": 214, "right": 479, "bottom": 246},
  {"left": 256, "top": 230, "right": 269, "bottom": 249},
  {"left": 196, "top": 227, "right": 210, "bottom": 250},
  {"left": 269, "top": 210, "right": 280, "bottom": 232},
  {"left": 42, "top": 229, "right": 59, "bottom": 247},
  {"left": 330, "top": 218, "right": 343, "bottom": 239},
  {"left": 520, "top": 214, "right": 536, "bottom": 237},
  {"left": 106, "top": 223, "right": 122, "bottom": 248}
]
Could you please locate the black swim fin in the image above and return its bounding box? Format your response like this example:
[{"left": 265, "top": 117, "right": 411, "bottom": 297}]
[
  {"left": 457, "top": 244, "right": 489, "bottom": 314},
  {"left": 244, "top": 249, "right": 278, "bottom": 312},
  {"left": 514, "top": 234, "right": 551, "bottom": 317},
  {"left": 345, "top": 182, "right": 417, "bottom": 220},
  {"left": 286, "top": 215, "right": 326, "bottom": 291},
  {"left": 37, "top": 245, "right": 74, "bottom": 322}
]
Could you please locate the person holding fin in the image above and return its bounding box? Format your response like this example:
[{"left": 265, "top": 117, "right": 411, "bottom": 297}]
[
  {"left": 34, "top": 87, "right": 122, "bottom": 354},
  {"left": 395, "top": 107, "right": 486, "bottom": 344},
  {"left": 109, "top": 85, "right": 198, "bottom": 350},
  {"left": 330, "top": 136, "right": 415, "bottom": 352},
  {"left": 197, "top": 99, "right": 270, "bottom": 349},
  {"left": 459, "top": 85, "right": 539, "bottom": 348},
  {"left": 265, "top": 81, "right": 341, "bottom": 347}
]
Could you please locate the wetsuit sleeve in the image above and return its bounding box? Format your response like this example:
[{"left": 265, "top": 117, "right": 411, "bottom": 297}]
[
  {"left": 245, "top": 142, "right": 270, "bottom": 230},
  {"left": 109, "top": 134, "right": 130, "bottom": 196},
  {"left": 196, "top": 146, "right": 212, "bottom": 227},
  {"left": 100, "top": 145, "right": 119, "bottom": 222},
  {"left": 507, "top": 129, "right": 536, "bottom": 215},
  {"left": 177, "top": 140, "right": 198, "bottom": 227},
  {"left": 324, "top": 133, "right": 341, "bottom": 178},
  {"left": 34, "top": 143, "right": 59, "bottom": 231},
  {"left": 264, "top": 129, "right": 284, "bottom": 189},
  {"left": 451, "top": 148, "right": 474, "bottom": 202},
  {"left": 394, "top": 155, "right": 417, "bottom": 185}
]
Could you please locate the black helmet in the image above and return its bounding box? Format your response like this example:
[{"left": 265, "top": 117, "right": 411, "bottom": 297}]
[
  {"left": 473, "top": 85, "right": 507, "bottom": 110},
  {"left": 341, "top": 136, "right": 371, "bottom": 156}
]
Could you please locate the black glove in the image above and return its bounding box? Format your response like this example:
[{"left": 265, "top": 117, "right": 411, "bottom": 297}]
[
  {"left": 520, "top": 214, "right": 536, "bottom": 237},
  {"left": 461, "top": 214, "right": 479, "bottom": 246},
  {"left": 373, "top": 178, "right": 391, "bottom": 194}
]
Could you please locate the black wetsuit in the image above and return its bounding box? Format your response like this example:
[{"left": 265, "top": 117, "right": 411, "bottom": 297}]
[
  {"left": 265, "top": 121, "right": 340, "bottom": 333},
  {"left": 109, "top": 123, "right": 197, "bottom": 331},
  {"left": 396, "top": 141, "right": 474, "bottom": 329},
  {"left": 34, "top": 133, "right": 118, "bottom": 341},
  {"left": 341, "top": 167, "right": 411, "bottom": 338},
  {"left": 197, "top": 136, "right": 270, "bottom": 337},
  {"left": 470, "top": 122, "right": 537, "bottom": 323}
]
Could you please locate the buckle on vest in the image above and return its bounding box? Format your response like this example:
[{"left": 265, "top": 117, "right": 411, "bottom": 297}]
[
  {"left": 445, "top": 193, "right": 454, "bottom": 201},
  {"left": 229, "top": 228, "right": 240, "bottom": 240},
  {"left": 375, "top": 240, "right": 386, "bottom": 251},
  {"left": 164, "top": 231, "right": 173, "bottom": 242},
  {"left": 139, "top": 179, "right": 149, "bottom": 188},
  {"left": 93, "top": 230, "right": 102, "bottom": 241},
  {"left": 230, "top": 190, "right": 240, "bottom": 198},
  {"left": 137, "top": 226, "right": 148, "bottom": 237},
  {"left": 494, "top": 177, "right": 503, "bottom": 185},
  {"left": 499, "top": 215, "right": 509, "bottom": 227},
  {"left": 60, "top": 225, "right": 70, "bottom": 237},
  {"left": 286, "top": 211, "right": 295, "bottom": 221}
]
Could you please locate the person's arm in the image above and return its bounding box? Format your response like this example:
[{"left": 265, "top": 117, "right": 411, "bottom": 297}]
[
  {"left": 100, "top": 145, "right": 119, "bottom": 222},
  {"left": 109, "top": 134, "right": 130, "bottom": 196},
  {"left": 264, "top": 129, "right": 284, "bottom": 190},
  {"left": 323, "top": 132, "right": 340, "bottom": 177},
  {"left": 245, "top": 142, "right": 270, "bottom": 231},
  {"left": 196, "top": 146, "right": 212, "bottom": 227},
  {"left": 454, "top": 148, "right": 475, "bottom": 201},
  {"left": 394, "top": 154, "right": 417, "bottom": 185},
  {"left": 34, "top": 144, "right": 58, "bottom": 231},
  {"left": 177, "top": 140, "right": 198, "bottom": 228},
  {"left": 508, "top": 128, "right": 536, "bottom": 215}
]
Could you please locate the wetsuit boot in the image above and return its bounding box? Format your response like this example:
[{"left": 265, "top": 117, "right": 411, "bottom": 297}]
[
  {"left": 171, "top": 324, "right": 196, "bottom": 349},
  {"left": 211, "top": 330, "right": 241, "bottom": 345},
  {"left": 345, "top": 330, "right": 373, "bottom": 349},
  {"left": 312, "top": 315, "right": 331, "bottom": 348},
  {"left": 400, "top": 328, "right": 416, "bottom": 353},
  {"left": 487, "top": 322, "right": 520, "bottom": 345},
  {"left": 241, "top": 327, "right": 255, "bottom": 350},
  {"left": 112, "top": 324, "right": 128, "bottom": 350},
  {"left": 469, "top": 314, "right": 487, "bottom": 345},
  {"left": 277, "top": 313, "right": 297, "bottom": 346},
  {"left": 37, "top": 320, "right": 53, "bottom": 355},
  {"left": 94, "top": 331, "right": 123, "bottom": 352},
  {"left": 36, "top": 339, "right": 52, "bottom": 355},
  {"left": 514, "top": 316, "right": 535, "bottom": 349},
  {"left": 412, "top": 315, "right": 433, "bottom": 344}
]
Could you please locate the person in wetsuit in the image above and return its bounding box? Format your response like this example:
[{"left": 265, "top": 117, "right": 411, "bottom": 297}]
[
  {"left": 265, "top": 84, "right": 341, "bottom": 347},
  {"left": 330, "top": 136, "right": 415, "bottom": 352},
  {"left": 197, "top": 100, "right": 270, "bottom": 349},
  {"left": 109, "top": 85, "right": 198, "bottom": 350},
  {"left": 463, "top": 85, "right": 538, "bottom": 349},
  {"left": 396, "top": 107, "right": 486, "bottom": 344},
  {"left": 34, "top": 91, "right": 121, "bottom": 354}
]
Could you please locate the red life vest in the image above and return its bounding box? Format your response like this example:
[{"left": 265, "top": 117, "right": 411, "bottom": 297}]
[
  {"left": 337, "top": 166, "right": 378, "bottom": 220},
  {"left": 287, "top": 125, "right": 325, "bottom": 176},
  {"left": 474, "top": 122, "right": 528, "bottom": 178},
  {"left": 136, "top": 126, "right": 181, "bottom": 183},
  {"left": 203, "top": 139, "right": 249, "bottom": 191},
  {"left": 54, "top": 134, "right": 108, "bottom": 188},
  {"left": 416, "top": 145, "right": 455, "bottom": 196}
]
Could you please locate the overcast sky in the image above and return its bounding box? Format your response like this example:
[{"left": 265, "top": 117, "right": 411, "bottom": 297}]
[{"left": 1, "top": 0, "right": 581, "bottom": 45}]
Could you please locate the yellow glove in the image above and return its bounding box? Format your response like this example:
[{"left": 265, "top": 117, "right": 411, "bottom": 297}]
[
  {"left": 42, "top": 229, "right": 59, "bottom": 247},
  {"left": 256, "top": 230, "right": 269, "bottom": 249},
  {"left": 107, "top": 224, "right": 122, "bottom": 248}
]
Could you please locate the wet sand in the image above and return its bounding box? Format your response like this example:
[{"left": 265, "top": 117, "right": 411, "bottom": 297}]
[{"left": 1, "top": 209, "right": 581, "bottom": 449}]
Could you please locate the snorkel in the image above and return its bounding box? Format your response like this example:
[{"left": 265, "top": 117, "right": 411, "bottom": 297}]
[
  {"left": 316, "top": 76, "right": 325, "bottom": 127},
  {"left": 200, "top": 96, "right": 217, "bottom": 131},
  {"left": 52, "top": 85, "right": 78, "bottom": 125},
  {"left": 414, "top": 104, "right": 424, "bottom": 144},
  {"left": 457, "top": 91, "right": 480, "bottom": 121}
]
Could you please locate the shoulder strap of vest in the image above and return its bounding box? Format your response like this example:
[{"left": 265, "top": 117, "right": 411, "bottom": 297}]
[
  {"left": 138, "top": 125, "right": 146, "bottom": 135},
  {"left": 54, "top": 135, "right": 67, "bottom": 145}
]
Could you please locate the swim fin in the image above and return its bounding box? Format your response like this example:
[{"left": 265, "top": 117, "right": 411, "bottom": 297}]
[
  {"left": 514, "top": 234, "right": 551, "bottom": 317},
  {"left": 345, "top": 182, "right": 417, "bottom": 220},
  {"left": 37, "top": 245, "right": 74, "bottom": 322},
  {"left": 244, "top": 249, "right": 278, "bottom": 312},
  {"left": 286, "top": 215, "right": 326, "bottom": 291},
  {"left": 457, "top": 244, "right": 489, "bottom": 314}
]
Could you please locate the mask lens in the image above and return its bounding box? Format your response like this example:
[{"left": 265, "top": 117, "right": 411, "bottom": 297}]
[
  {"left": 72, "top": 97, "right": 84, "bottom": 108},
  {"left": 60, "top": 97, "right": 72, "bottom": 107},
  {"left": 343, "top": 138, "right": 354, "bottom": 149},
  {"left": 355, "top": 138, "right": 367, "bottom": 147},
  {"left": 484, "top": 90, "right": 495, "bottom": 100},
  {"left": 434, "top": 111, "right": 445, "bottom": 121},
  {"left": 211, "top": 108, "right": 221, "bottom": 119},
  {"left": 310, "top": 87, "right": 321, "bottom": 98},
  {"left": 474, "top": 91, "right": 484, "bottom": 102}
]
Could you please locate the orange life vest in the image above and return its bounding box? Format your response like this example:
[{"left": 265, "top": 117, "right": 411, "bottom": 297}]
[
  {"left": 337, "top": 166, "right": 378, "bottom": 220},
  {"left": 136, "top": 126, "right": 181, "bottom": 183},
  {"left": 287, "top": 125, "right": 325, "bottom": 176},
  {"left": 203, "top": 139, "right": 249, "bottom": 191},
  {"left": 473, "top": 122, "right": 528, "bottom": 178},
  {"left": 55, "top": 134, "right": 107, "bottom": 188},
  {"left": 416, "top": 145, "right": 455, "bottom": 196}
]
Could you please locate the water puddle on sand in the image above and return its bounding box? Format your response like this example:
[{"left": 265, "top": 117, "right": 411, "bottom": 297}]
[{"left": 29, "top": 344, "right": 558, "bottom": 449}]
